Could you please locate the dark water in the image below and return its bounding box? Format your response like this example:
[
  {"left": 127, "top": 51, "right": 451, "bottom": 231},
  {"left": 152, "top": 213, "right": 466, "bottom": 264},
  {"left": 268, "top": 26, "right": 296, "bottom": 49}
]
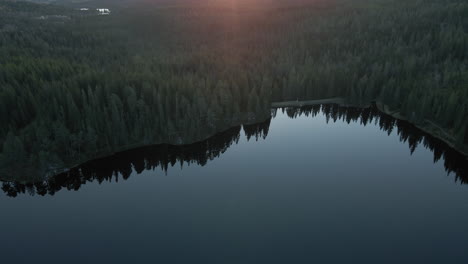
[{"left": 1, "top": 105, "right": 468, "bottom": 264}]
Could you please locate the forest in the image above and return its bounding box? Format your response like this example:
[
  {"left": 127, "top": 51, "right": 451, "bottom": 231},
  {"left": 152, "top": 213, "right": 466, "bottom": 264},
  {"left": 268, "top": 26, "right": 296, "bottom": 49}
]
[{"left": 0, "top": 0, "right": 467, "bottom": 181}]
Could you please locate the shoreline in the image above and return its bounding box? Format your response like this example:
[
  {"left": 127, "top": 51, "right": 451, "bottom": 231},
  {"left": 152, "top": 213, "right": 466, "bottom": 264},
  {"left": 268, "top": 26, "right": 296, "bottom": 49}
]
[
  {"left": 272, "top": 98, "right": 468, "bottom": 158},
  {"left": 2, "top": 98, "right": 466, "bottom": 183},
  {"left": 48, "top": 98, "right": 468, "bottom": 177},
  {"left": 374, "top": 103, "right": 468, "bottom": 158}
]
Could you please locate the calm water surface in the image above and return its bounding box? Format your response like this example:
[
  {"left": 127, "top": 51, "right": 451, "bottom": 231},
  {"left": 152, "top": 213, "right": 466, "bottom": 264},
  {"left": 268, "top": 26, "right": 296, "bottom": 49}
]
[{"left": 1, "top": 107, "right": 468, "bottom": 264}]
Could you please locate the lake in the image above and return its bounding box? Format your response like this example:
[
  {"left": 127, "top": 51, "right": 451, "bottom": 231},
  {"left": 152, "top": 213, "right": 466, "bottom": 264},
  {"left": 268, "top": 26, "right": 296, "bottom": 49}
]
[{"left": 1, "top": 105, "right": 468, "bottom": 264}]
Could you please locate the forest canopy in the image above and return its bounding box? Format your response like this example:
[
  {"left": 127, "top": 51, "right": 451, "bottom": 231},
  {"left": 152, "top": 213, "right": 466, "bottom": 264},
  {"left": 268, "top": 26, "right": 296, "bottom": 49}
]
[{"left": 0, "top": 0, "right": 467, "bottom": 181}]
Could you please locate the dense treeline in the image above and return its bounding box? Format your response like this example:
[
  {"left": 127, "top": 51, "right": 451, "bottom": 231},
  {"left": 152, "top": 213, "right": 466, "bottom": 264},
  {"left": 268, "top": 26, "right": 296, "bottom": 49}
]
[
  {"left": 274, "top": 0, "right": 468, "bottom": 149},
  {"left": 2, "top": 104, "right": 466, "bottom": 197},
  {"left": 0, "top": 0, "right": 467, "bottom": 181}
]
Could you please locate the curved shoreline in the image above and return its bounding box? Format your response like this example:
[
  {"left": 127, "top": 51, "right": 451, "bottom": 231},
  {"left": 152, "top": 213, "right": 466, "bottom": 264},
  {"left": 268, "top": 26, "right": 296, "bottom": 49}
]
[
  {"left": 272, "top": 98, "right": 468, "bottom": 158},
  {"left": 1, "top": 98, "right": 466, "bottom": 183},
  {"left": 58, "top": 98, "right": 468, "bottom": 176}
]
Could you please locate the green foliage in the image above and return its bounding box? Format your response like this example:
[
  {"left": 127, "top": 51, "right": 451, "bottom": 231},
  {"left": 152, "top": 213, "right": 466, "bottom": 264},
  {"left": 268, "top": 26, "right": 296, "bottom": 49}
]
[{"left": 0, "top": 0, "right": 467, "bottom": 180}]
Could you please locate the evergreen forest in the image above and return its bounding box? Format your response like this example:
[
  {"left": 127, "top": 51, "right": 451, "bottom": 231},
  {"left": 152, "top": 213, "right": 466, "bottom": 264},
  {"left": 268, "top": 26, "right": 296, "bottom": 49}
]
[{"left": 0, "top": 0, "right": 467, "bottom": 181}]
